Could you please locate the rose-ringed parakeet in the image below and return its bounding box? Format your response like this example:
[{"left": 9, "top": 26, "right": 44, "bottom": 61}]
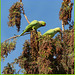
[
  {"left": 19, "top": 20, "right": 46, "bottom": 36},
  {"left": 43, "top": 27, "right": 61, "bottom": 37},
  {"left": 38, "top": 27, "right": 62, "bottom": 41}
]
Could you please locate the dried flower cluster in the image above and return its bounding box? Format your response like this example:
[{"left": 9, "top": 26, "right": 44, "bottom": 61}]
[
  {"left": 61, "top": 27, "right": 74, "bottom": 74},
  {"left": 2, "top": 0, "right": 74, "bottom": 74},
  {"left": 1, "top": 40, "right": 16, "bottom": 59},
  {"left": 59, "top": 0, "right": 73, "bottom": 25},
  {"left": 13, "top": 27, "right": 74, "bottom": 74},
  {"left": 8, "top": 2, "right": 23, "bottom": 32},
  {"left": 2, "top": 63, "right": 15, "bottom": 74}
]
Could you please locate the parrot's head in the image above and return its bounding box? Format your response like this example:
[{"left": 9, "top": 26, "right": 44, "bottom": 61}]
[
  {"left": 39, "top": 21, "right": 46, "bottom": 26},
  {"left": 54, "top": 27, "right": 62, "bottom": 39}
]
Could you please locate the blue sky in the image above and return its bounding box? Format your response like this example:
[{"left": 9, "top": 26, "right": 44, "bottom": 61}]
[{"left": 1, "top": 0, "right": 74, "bottom": 74}]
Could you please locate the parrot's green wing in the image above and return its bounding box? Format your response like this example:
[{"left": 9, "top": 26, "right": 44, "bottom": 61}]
[
  {"left": 43, "top": 29, "right": 55, "bottom": 37},
  {"left": 25, "top": 20, "right": 39, "bottom": 31},
  {"left": 38, "top": 27, "right": 61, "bottom": 41},
  {"left": 37, "top": 29, "right": 55, "bottom": 41},
  {"left": 20, "top": 20, "right": 39, "bottom": 36}
]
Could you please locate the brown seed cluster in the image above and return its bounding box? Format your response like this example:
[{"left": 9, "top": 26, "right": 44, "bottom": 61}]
[
  {"left": 59, "top": 0, "right": 73, "bottom": 25},
  {"left": 13, "top": 27, "right": 74, "bottom": 74},
  {"left": 1, "top": 40, "right": 16, "bottom": 59},
  {"left": 2, "top": 63, "right": 15, "bottom": 74},
  {"left": 8, "top": 2, "right": 23, "bottom": 32}
]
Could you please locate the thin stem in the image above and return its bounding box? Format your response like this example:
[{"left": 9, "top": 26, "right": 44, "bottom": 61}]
[
  {"left": 62, "top": 21, "right": 65, "bottom": 31},
  {"left": 20, "top": 0, "right": 30, "bottom": 24},
  {"left": 16, "top": 68, "right": 21, "bottom": 74},
  {"left": 23, "top": 13, "right": 30, "bottom": 24},
  {"left": 20, "top": 0, "right": 22, "bottom": 2},
  {"left": 4, "top": 32, "right": 30, "bottom": 42},
  {"left": 5, "top": 35, "right": 19, "bottom": 42}
]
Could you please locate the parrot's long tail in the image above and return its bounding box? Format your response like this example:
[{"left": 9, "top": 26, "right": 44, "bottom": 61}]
[{"left": 19, "top": 30, "right": 26, "bottom": 36}]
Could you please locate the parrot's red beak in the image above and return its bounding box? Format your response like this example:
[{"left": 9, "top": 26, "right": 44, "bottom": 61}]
[
  {"left": 60, "top": 29, "right": 62, "bottom": 32},
  {"left": 44, "top": 24, "right": 46, "bottom": 26}
]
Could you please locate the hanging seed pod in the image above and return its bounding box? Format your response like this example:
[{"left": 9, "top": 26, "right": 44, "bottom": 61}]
[
  {"left": 8, "top": 2, "right": 23, "bottom": 32},
  {"left": 2, "top": 63, "right": 15, "bottom": 74},
  {"left": 59, "top": 0, "right": 73, "bottom": 25},
  {"left": 1, "top": 39, "right": 16, "bottom": 59}
]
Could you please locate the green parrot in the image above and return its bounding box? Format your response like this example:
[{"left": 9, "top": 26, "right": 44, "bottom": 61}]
[
  {"left": 43, "top": 27, "right": 61, "bottom": 37},
  {"left": 19, "top": 20, "right": 46, "bottom": 36},
  {"left": 38, "top": 27, "right": 62, "bottom": 41}
]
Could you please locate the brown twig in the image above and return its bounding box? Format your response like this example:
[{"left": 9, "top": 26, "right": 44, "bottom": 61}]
[
  {"left": 62, "top": 21, "right": 65, "bottom": 31},
  {"left": 20, "top": 0, "right": 30, "bottom": 24},
  {"left": 16, "top": 68, "right": 22, "bottom": 74},
  {"left": 4, "top": 32, "right": 30, "bottom": 42},
  {"left": 20, "top": 0, "right": 22, "bottom": 2},
  {"left": 5, "top": 35, "right": 20, "bottom": 42}
]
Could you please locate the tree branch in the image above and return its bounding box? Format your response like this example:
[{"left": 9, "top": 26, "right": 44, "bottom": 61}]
[
  {"left": 5, "top": 35, "right": 19, "bottom": 42},
  {"left": 19, "top": 0, "right": 30, "bottom": 24},
  {"left": 16, "top": 68, "right": 21, "bottom": 74},
  {"left": 4, "top": 32, "right": 30, "bottom": 42}
]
